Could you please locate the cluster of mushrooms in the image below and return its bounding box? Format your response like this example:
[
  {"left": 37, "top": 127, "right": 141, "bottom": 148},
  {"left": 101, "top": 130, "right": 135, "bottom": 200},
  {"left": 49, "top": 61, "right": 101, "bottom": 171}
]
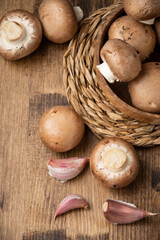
[
  {"left": 0, "top": 0, "right": 158, "bottom": 224},
  {"left": 97, "top": 0, "right": 160, "bottom": 113}
]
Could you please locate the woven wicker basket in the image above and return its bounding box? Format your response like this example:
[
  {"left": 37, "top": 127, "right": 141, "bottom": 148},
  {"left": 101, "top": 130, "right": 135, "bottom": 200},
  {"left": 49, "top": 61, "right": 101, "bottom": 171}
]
[{"left": 63, "top": 1, "right": 160, "bottom": 146}]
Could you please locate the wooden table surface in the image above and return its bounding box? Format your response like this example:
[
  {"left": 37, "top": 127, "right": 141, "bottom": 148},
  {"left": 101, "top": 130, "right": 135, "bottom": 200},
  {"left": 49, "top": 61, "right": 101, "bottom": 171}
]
[{"left": 0, "top": 0, "right": 160, "bottom": 239}]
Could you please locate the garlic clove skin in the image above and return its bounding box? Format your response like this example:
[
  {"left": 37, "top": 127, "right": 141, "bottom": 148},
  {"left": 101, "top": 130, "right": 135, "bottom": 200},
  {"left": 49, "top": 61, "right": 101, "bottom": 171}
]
[
  {"left": 97, "top": 61, "right": 118, "bottom": 83},
  {"left": 55, "top": 194, "right": 89, "bottom": 220},
  {"left": 73, "top": 6, "right": 83, "bottom": 22},
  {"left": 48, "top": 157, "right": 89, "bottom": 182},
  {"left": 103, "top": 199, "right": 158, "bottom": 224}
]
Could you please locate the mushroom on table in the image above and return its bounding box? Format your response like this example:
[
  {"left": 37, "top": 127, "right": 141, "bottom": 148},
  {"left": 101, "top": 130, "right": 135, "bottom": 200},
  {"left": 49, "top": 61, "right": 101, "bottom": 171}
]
[
  {"left": 90, "top": 137, "right": 139, "bottom": 188},
  {"left": 39, "top": 106, "right": 85, "bottom": 153},
  {"left": 0, "top": 10, "right": 42, "bottom": 60},
  {"left": 38, "top": 0, "right": 82, "bottom": 43}
]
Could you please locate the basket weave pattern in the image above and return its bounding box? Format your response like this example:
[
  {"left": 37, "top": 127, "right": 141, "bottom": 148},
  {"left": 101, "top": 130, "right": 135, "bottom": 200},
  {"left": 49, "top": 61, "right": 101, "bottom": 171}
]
[{"left": 63, "top": 2, "right": 160, "bottom": 146}]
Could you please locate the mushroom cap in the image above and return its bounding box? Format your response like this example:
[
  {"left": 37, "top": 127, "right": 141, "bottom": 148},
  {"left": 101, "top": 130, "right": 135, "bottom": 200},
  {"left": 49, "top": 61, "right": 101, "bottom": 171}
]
[
  {"left": 108, "top": 16, "right": 156, "bottom": 61},
  {"left": 155, "top": 17, "right": 160, "bottom": 45},
  {"left": 39, "top": 106, "right": 85, "bottom": 152},
  {"left": 0, "top": 10, "right": 42, "bottom": 60},
  {"left": 100, "top": 39, "right": 141, "bottom": 82},
  {"left": 124, "top": 0, "right": 160, "bottom": 21},
  {"left": 38, "top": 0, "right": 78, "bottom": 43},
  {"left": 128, "top": 62, "right": 160, "bottom": 113},
  {"left": 90, "top": 137, "right": 139, "bottom": 188}
]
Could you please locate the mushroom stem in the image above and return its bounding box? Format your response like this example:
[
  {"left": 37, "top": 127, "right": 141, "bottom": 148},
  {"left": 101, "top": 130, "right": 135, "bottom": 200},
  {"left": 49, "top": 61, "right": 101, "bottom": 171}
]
[
  {"left": 97, "top": 61, "right": 118, "bottom": 83},
  {"left": 73, "top": 6, "right": 83, "bottom": 22},
  {"left": 102, "top": 148, "right": 127, "bottom": 171},
  {"left": 2, "top": 21, "right": 23, "bottom": 41},
  {"left": 140, "top": 18, "right": 155, "bottom": 25}
]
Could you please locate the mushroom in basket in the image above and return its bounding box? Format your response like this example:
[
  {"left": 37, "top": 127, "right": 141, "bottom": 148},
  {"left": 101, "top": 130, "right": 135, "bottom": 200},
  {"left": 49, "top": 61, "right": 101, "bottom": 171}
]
[
  {"left": 129, "top": 62, "right": 160, "bottom": 113},
  {"left": 97, "top": 39, "right": 141, "bottom": 83},
  {"left": 155, "top": 17, "right": 160, "bottom": 45},
  {"left": 124, "top": 0, "right": 160, "bottom": 25}
]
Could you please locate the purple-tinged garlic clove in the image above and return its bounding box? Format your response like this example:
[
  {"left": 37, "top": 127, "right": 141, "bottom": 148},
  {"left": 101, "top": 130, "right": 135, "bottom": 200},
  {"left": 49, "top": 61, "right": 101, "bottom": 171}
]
[
  {"left": 48, "top": 157, "right": 89, "bottom": 182},
  {"left": 103, "top": 199, "right": 158, "bottom": 224},
  {"left": 73, "top": 6, "right": 83, "bottom": 22},
  {"left": 55, "top": 194, "right": 89, "bottom": 220}
]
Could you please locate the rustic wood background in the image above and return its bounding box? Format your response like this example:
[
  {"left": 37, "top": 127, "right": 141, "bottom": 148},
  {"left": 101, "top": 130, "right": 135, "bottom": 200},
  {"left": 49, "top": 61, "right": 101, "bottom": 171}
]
[{"left": 0, "top": 0, "right": 159, "bottom": 239}]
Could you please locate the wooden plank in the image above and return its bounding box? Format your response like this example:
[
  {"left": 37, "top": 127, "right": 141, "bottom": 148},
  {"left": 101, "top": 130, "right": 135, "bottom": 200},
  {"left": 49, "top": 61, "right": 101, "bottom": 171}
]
[{"left": 0, "top": 0, "right": 159, "bottom": 240}]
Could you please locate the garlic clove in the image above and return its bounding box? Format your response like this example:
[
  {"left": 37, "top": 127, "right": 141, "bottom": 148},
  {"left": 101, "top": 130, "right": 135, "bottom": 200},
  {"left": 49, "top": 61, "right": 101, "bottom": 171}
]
[
  {"left": 73, "top": 6, "right": 83, "bottom": 22},
  {"left": 55, "top": 194, "right": 89, "bottom": 220},
  {"left": 48, "top": 157, "right": 89, "bottom": 182},
  {"left": 103, "top": 199, "right": 158, "bottom": 224}
]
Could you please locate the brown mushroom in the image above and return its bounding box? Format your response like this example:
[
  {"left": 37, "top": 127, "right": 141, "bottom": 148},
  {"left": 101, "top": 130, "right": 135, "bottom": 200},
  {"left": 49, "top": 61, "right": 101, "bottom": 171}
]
[
  {"left": 39, "top": 106, "right": 85, "bottom": 152},
  {"left": 97, "top": 39, "right": 141, "bottom": 83},
  {"left": 108, "top": 16, "right": 156, "bottom": 61},
  {"left": 38, "top": 0, "right": 82, "bottom": 43},
  {"left": 0, "top": 10, "right": 42, "bottom": 60},
  {"left": 124, "top": 0, "right": 160, "bottom": 25},
  {"left": 128, "top": 62, "right": 160, "bottom": 113},
  {"left": 155, "top": 17, "right": 160, "bottom": 45},
  {"left": 90, "top": 137, "right": 139, "bottom": 188}
]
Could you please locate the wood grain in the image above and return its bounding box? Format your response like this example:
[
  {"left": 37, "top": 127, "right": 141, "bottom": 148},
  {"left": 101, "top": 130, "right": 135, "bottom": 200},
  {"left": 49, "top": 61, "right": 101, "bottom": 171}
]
[{"left": 0, "top": 0, "right": 159, "bottom": 240}]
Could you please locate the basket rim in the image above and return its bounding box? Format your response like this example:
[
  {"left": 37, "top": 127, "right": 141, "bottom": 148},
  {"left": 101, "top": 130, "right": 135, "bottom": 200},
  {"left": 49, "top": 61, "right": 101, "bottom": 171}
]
[{"left": 94, "top": 6, "right": 160, "bottom": 124}]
